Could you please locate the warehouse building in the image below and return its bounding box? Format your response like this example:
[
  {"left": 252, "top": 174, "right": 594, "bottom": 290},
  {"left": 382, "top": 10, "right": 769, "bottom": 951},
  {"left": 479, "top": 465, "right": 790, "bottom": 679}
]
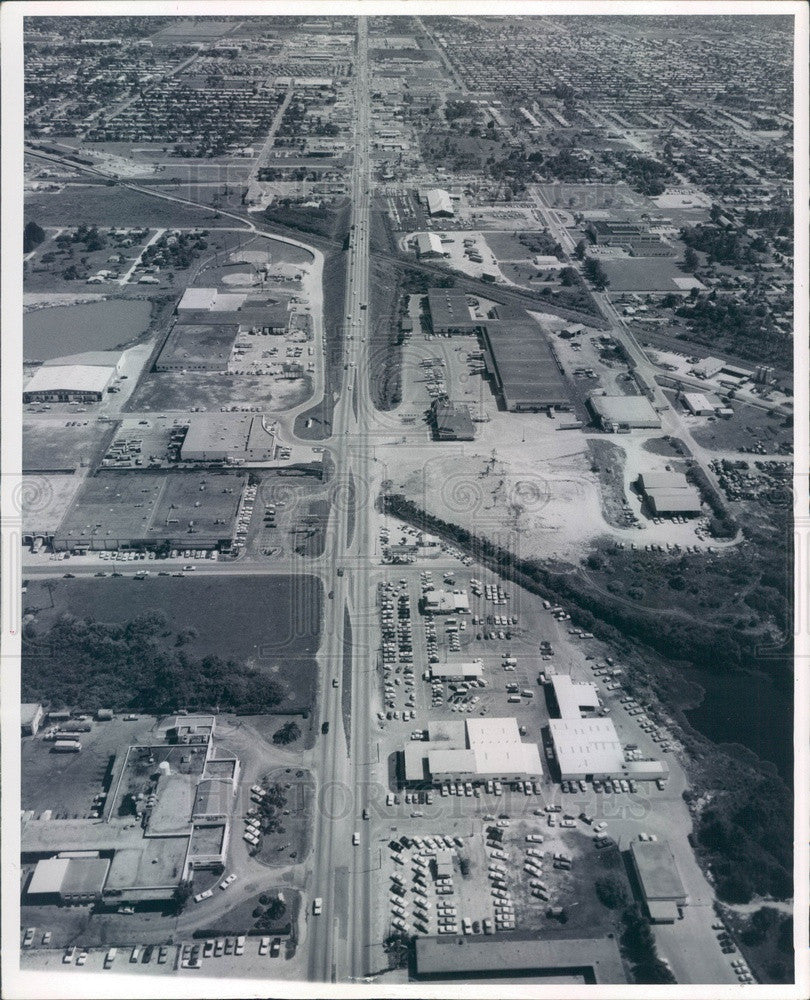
[
  {"left": 180, "top": 413, "right": 278, "bottom": 464},
  {"left": 402, "top": 717, "right": 543, "bottom": 786},
  {"left": 481, "top": 315, "right": 570, "bottom": 411},
  {"left": 426, "top": 188, "right": 454, "bottom": 217},
  {"left": 414, "top": 933, "right": 626, "bottom": 983},
  {"left": 645, "top": 490, "right": 703, "bottom": 517},
  {"left": 23, "top": 359, "right": 118, "bottom": 403},
  {"left": 637, "top": 471, "right": 690, "bottom": 492},
  {"left": 156, "top": 322, "right": 239, "bottom": 372},
  {"left": 548, "top": 717, "right": 625, "bottom": 781},
  {"left": 549, "top": 675, "right": 601, "bottom": 719},
  {"left": 28, "top": 855, "right": 111, "bottom": 905},
  {"left": 416, "top": 233, "right": 446, "bottom": 259},
  {"left": 177, "top": 287, "right": 219, "bottom": 312},
  {"left": 690, "top": 355, "right": 724, "bottom": 379},
  {"left": 682, "top": 392, "right": 718, "bottom": 416},
  {"left": 589, "top": 394, "right": 662, "bottom": 431},
  {"left": 21, "top": 703, "right": 44, "bottom": 737},
  {"left": 431, "top": 399, "right": 475, "bottom": 441},
  {"left": 629, "top": 839, "right": 687, "bottom": 923}
]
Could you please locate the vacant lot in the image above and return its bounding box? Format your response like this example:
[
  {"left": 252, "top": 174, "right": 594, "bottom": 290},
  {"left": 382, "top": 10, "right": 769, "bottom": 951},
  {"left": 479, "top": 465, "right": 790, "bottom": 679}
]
[
  {"left": 23, "top": 420, "right": 117, "bottom": 472},
  {"left": 126, "top": 370, "right": 312, "bottom": 413},
  {"left": 600, "top": 257, "right": 698, "bottom": 292},
  {"left": 25, "top": 183, "right": 238, "bottom": 229},
  {"left": 688, "top": 401, "right": 792, "bottom": 453},
  {"left": 24, "top": 574, "right": 323, "bottom": 712}
]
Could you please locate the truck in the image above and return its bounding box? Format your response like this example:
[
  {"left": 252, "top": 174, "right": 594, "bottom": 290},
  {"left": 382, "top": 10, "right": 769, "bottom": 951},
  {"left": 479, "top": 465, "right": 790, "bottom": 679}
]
[{"left": 52, "top": 739, "right": 81, "bottom": 753}]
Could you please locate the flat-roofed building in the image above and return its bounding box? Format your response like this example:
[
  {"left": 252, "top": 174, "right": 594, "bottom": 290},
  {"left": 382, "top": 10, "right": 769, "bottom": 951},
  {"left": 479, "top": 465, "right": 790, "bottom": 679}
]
[
  {"left": 21, "top": 702, "right": 44, "bottom": 736},
  {"left": 403, "top": 716, "right": 543, "bottom": 785},
  {"left": 422, "top": 589, "right": 470, "bottom": 614},
  {"left": 431, "top": 399, "right": 475, "bottom": 441},
  {"left": 177, "top": 287, "right": 218, "bottom": 311},
  {"left": 427, "top": 289, "right": 482, "bottom": 334},
  {"left": 589, "top": 394, "right": 661, "bottom": 431},
  {"left": 429, "top": 662, "right": 483, "bottom": 680},
  {"left": 683, "top": 392, "right": 717, "bottom": 416},
  {"left": 481, "top": 315, "right": 570, "bottom": 411},
  {"left": 414, "top": 932, "right": 626, "bottom": 983},
  {"left": 637, "top": 471, "right": 690, "bottom": 492},
  {"left": 549, "top": 717, "right": 625, "bottom": 780},
  {"left": 156, "top": 322, "right": 239, "bottom": 372},
  {"left": 550, "top": 675, "right": 600, "bottom": 719},
  {"left": 645, "top": 489, "right": 702, "bottom": 516},
  {"left": 180, "top": 413, "right": 277, "bottom": 464},
  {"left": 28, "top": 855, "right": 111, "bottom": 904},
  {"left": 629, "top": 839, "right": 687, "bottom": 923},
  {"left": 690, "top": 355, "right": 724, "bottom": 379}
]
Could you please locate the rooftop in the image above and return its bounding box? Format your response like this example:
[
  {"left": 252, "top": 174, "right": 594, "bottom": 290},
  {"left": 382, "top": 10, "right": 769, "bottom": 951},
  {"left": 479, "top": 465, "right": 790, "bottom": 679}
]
[
  {"left": 549, "top": 717, "right": 625, "bottom": 775},
  {"left": 24, "top": 364, "right": 115, "bottom": 396},
  {"left": 630, "top": 839, "right": 686, "bottom": 901},
  {"left": 551, "top": 675, "right": 601, "bottom": 719},
  {"left": 589, "top": 394, "right": 661, "bottom": 426}
]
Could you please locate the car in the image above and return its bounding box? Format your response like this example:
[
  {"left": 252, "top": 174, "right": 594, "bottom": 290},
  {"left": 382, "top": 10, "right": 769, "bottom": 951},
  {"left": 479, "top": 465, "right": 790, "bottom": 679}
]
[
  {"left": 203, "top": 940, "right": 215, "bottom": 958},
  {"left": 76, "top": 951, "right": 88, "bottom": 966},
  {"left": 158, "top": 946, "right": 168, "bottom": 964},
  {"left": 353, "top": 831, "right": 360, "bottom": 846},
  {"left": 130, "top": 946, "right": 140, "bottom": 963},
  {"left": 41, "top": 931, "right": 51, "bottom": 947},
  {"left": 224, "top": 939, "right": 234, "bottom": 955},
  {"left": 235, "top": 936, "right": 245, "bottom": 956},
  {"left": 63, "top": 947, "right": 76, "bottom": 964},
  {"left": 362, "top": 808, "right": 370, "bottom": 820},
  {"left": 194, "top": 888, "right": 213, "bottom": 902},
  {"left": 104, "top": 948, "right": 117, "bottom": 968},
  {"left": 259, "top": 937, "right": 270, "bottom": 956},
  {"left": 214, "top": 940, "right": 224, "bottom": 957},
  {"left": 271, "top": 938, "right": 281, "bottom": 957},
  {"left": 313, "top": 897, "right": 323, "bottom": 915},
  {"left": 22, "top": 928, "right": 35, "bottom": 948},
  {"left": 219, "top": 873, "right": 237, "bottom": 890}
]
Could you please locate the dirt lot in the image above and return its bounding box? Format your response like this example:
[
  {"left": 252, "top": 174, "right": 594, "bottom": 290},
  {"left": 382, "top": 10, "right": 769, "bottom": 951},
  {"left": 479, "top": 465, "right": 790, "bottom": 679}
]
[
  {"left": 126, "top": 370, "right": 312, "bottom": 413},
  {"left": 688, "top": 400, "right": 792, "bottom": 453},
  {"left": 23, "top": 419, "right": 117, "bottom": 472}
]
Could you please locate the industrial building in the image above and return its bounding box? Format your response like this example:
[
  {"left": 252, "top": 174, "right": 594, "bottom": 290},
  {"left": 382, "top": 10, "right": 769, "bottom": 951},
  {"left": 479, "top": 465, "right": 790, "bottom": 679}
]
[
  {"left": 414, "top": 933, "right": 626, "bottom": 983},
  {"left": 180, "top": 413, "right": 278, "bottom": 464},
  {"left": 21, "top": 703, "right": 44, "bottom": 737},
  {"left": 431, "top": 399, "right": 475, "bottom": 441},
  {"left": 427, "top": 289, "right": 484, "bottom": 335},
  {"left": 422, "top": 589, "right": 471, "bottom": 614},
  {"left": 629, "top": 839, "right": 687, "bottom": 923},
  {"left": 682, "top": 391, "right": 718, "bottom": 416},
  {"left": 425, "top": 188, "right": 454, "bottom": 216},
  {"left": 548, "top": 717, "right": 625, "bottom": 781},
  {"left": 589, "top": 394, "right": 662, "bottom": 431},
  {"left": 690, "top": 355, "right": 725, "bottom": 379},
  {"left": 28, "top": 855, "right": 111, "bottom": 905},
  {"left": 416, "top": 232, "right": 446, "bottom": 258},
  {"left": 636, "top": 471, "right": 702, "bottom": 517},
  {"left": 549, "top": 675, "right": 601, "bottom": 719},
  {"left": 480, "top": 314, "right": 570, "bottom": 411},
  {"left": 23, "top": 352, "right": 122, "bottom": 403},
  {"left": 156, "top": 321, "right": 239, "bottom": 372},
  {"left": 402, "top": 716, "right": 543, "bottom": 786}
]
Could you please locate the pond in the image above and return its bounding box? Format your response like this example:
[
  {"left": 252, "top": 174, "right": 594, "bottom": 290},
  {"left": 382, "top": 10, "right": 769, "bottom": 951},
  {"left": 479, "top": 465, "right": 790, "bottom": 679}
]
[{"left": 24, "top": 298, "right": 153, "bottom": 361}]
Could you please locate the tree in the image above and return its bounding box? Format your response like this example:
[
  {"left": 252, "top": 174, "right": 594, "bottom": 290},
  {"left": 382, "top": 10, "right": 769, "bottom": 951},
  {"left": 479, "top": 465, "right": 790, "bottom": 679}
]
[
  {"left": 682, "top": 246, "right": 699, "bottom": 273},
  {"left": 583, "top": 257, "right": 609, "bottom": 290},
  {"left": 273, "top": 721, "right": 301, "bottom": 745},
  {"left": 171, "top": 880, "right": 194, "bottom": 913},
  {"left": 265, "top": 896, "right": 286, "bottom": 921},
  {"left": 573, "top": 239, "right": 587, "bottom": 261},
  {"left": 595, "top": 875, "right": 628, "bottom": 909},
  {"left": 23, "top": 221, "right": 46, "bottom": 253}
]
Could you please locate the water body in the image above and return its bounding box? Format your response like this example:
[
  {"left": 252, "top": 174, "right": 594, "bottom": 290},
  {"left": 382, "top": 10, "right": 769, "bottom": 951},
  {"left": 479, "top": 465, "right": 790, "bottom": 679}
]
[
  {"left": 24, "top": 298, "right": 152, "bottom": 361},
  {"left": 682, "top": 665, "right": 792, "bottom": 783}
]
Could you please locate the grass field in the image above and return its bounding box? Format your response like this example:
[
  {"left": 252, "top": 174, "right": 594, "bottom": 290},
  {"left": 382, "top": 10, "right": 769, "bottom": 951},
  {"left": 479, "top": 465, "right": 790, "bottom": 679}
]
[
  {"left": 25, "top": 184, "right": 240, "bottom": 229},
  {"left": 23, "top": 420, "right": 117, "bottom": 472},
  {"left": 600, "top": 257, "right": 696, "bottom": 292},
  {"left": 25, "top": 574, "right": 323, "bottom": 711}
]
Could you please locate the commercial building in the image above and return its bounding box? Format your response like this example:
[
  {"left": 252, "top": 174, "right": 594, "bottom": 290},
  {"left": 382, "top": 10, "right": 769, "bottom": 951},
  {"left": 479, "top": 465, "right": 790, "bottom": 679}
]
[
  {"left": 414, "top": 933, "right": 626, "bottom": 983},
  {"left": 690, "top": 355, "right": 725, "bottom": 379},
  {"left": 416, "top": 233, "right": 446, "bottom": 258},
  {"left": 426, "top": 188, "right": 454, "bottom": 216},
  {"left": 177, "top": 287, "right": 218, "bottom": 312},
  {"left": 180, "top": 413, "right": 278, "bottom": 464},
  {"left": 422, "top": 589, "right": 470, "bottom": 614},
  {"left": 431, "top": 399, "right": 475, "bottom": 441},
  {"left": 429, "top": 662, "right": 483, "bottom": 680},
  {"left": 402, "top": 716, "right": 543, "bottom": 786},
  {"left": 548, "top": 717, "right": 625, "bottom": 781},
  {"left": 21, "top": 703, "right": 44, "bottom": 736},
  {"left": 589, "top": 394, "right": 662, "bottom": 431},
  {"left": 682, "top": 392, "right": 717, "bottom": 416},
  {"left": 629, "top": 839, "right": 687, "bottom": 923},
  {"left": 637, "top": 471, "right": 690, "bottom": 492},
  {"left": 23, "top": 361, "right": 117, "bottom": 403},
  {"left": 549, "top": 675, "right": 600, "bottom": 719}
]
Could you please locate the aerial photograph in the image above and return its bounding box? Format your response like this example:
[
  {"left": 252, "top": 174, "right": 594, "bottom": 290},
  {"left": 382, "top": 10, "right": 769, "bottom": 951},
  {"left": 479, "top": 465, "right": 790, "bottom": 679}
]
[{"left": 6, "top": 4, "right": 805, "bottom": 995}]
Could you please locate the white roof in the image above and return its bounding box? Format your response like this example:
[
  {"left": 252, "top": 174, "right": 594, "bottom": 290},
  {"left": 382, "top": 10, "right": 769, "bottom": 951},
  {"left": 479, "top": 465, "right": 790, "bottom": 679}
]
[
  {"left": 416, "top": 232, "right": 444, "bottom": 255},
  {"left": 178, "top": 287, "right": 217, "bottom": 311},
  {"left": 427, "top": 188, "right": 453, "bottom": 215},
  {"left": 683, "top": 392, "right": 716, "bottom": 411},
  {"left": 472, "top": 741, "right": 543, "bottom": 777},
  {"left": 210, "top": 292, "right": 247, "bottom": 312},
  {"left": 551, "top": 675, "right": 600, "bottom": 719},
  {"left": 466, "top": 716, "right": 521, "bottom": 746},
  {"left": 549, "top": 717, "right": 625, "bottom": 776},
  {"left": 430, "top": 662, "right": 483, "bottom": 679},
  {"left": 24, "top": 364, "right": 114, "bottom": 395},
  {"left": 29, "top": 856, "right": 69, "bottom": 895},
  {"left": 590, "top": 395, "right": 661, "bottom": 426}
]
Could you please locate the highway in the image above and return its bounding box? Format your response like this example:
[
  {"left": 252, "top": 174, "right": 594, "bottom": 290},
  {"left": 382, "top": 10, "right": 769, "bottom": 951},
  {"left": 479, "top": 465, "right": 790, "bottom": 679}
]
[{"left": 306, "top": 17, "right": 377, "bottom": 984}]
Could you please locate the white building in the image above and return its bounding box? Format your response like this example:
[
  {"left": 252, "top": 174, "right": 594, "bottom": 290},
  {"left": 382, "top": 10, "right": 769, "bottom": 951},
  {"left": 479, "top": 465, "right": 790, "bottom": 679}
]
[
  {"left": 550, "top": 675, "right": 600, "bottom": 719},
  {"left": 548, "top": 717, "right": 625, "bottom": 781},
  {"left": 426, "top": 188, "right": 454, "bottom": 217},
  {"left": 180, "top": 413, "right": 277, "bottom": 464},
  {"left": 416, "top": 232, "right": 445, "bottom": 258},
  {"left": 177, "top": 287, "right": 218, "bottom": 312}
]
